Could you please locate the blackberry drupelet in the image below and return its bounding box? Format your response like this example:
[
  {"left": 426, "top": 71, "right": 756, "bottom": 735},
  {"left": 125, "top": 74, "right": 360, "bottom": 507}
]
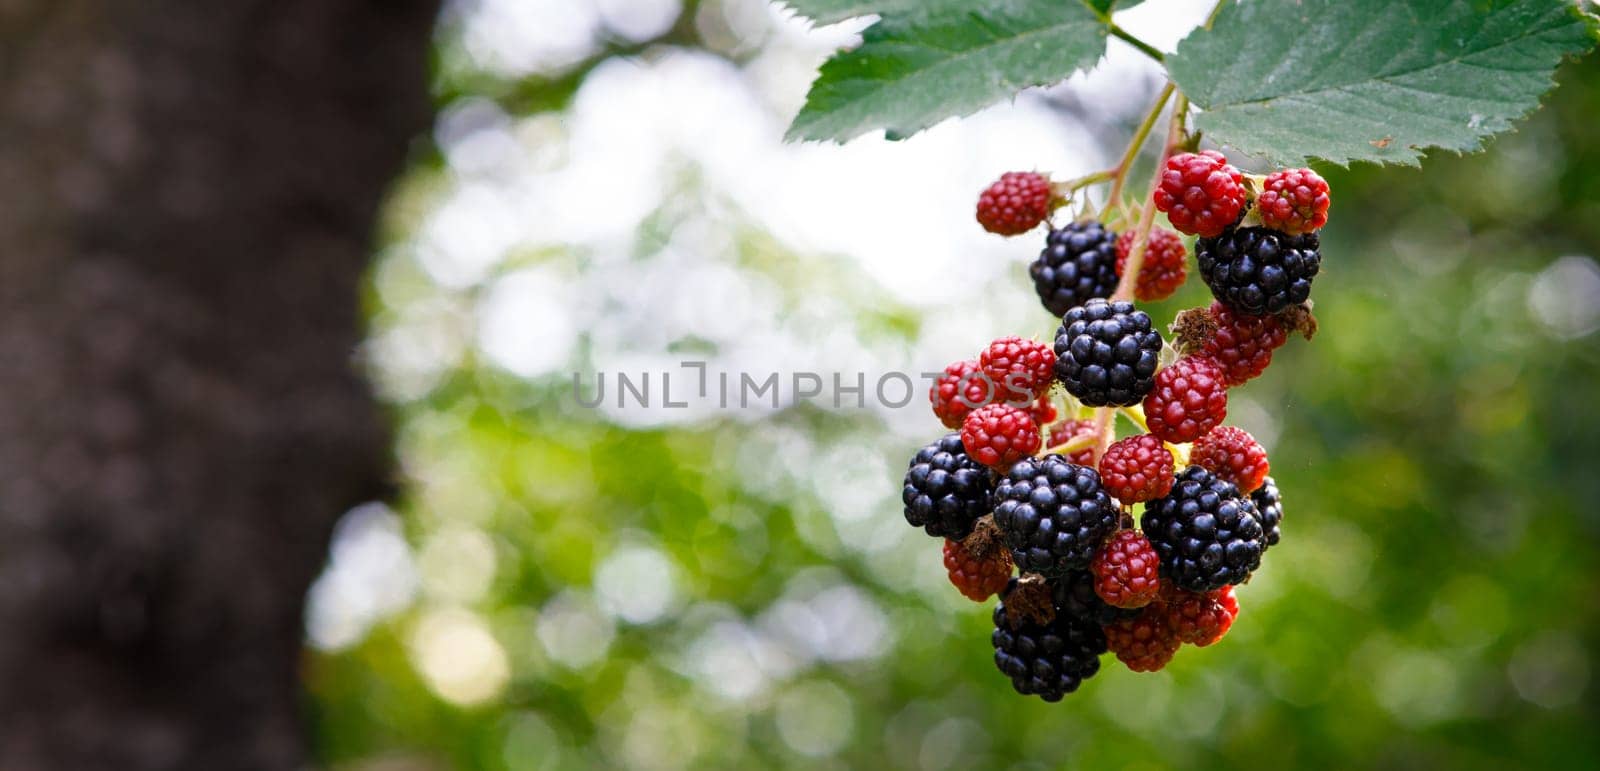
[
  {"left": 1141, "top": 466, "right": 1266, "bottom": 592},
  {"left": 1030, "top": 222, "right": 1119, "bottom": 317},
  {"left": 992, "top": 455, "right": 1119, "bottom": 577},
  {"left": 992, "top": 583, "right": 1107, "bottom": 701},
  {"left": 1251, "top": 476, "right": 1283, "bottom": 550},
  {"left": 1197, "top": 226, "right": 1321, "bottom": 315},
  {"left": 902, "top": 433, "right": 993, "bottom": 539},
  {"left": 1052, "top": 299, "right": 1162, "bottom": 407}
]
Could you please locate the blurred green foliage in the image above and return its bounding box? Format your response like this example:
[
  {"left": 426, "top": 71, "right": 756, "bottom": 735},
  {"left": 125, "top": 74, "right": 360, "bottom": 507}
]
[{"left": 306, "top": 6, "right": 1600, "bottom": 770}]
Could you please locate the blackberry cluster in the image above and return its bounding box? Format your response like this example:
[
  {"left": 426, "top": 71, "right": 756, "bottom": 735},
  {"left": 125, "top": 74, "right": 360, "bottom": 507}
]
[
  {"left": 1030, "top": 222, "right": 1119, "bottom": 317},
  {"left": 1053, "top": 299, "right": 1162, "bottom": 407},
  {"left": 897, "top": 161, "right": 1331, "bottom": 699}
]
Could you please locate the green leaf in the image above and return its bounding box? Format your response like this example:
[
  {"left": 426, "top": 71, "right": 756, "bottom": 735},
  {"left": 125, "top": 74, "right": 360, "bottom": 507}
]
[
  {"left": 1167, "top": 0, "right": 1599, "bottom": 166},
  {"left": 779, "top": 1, "right": 1144, "bottom": 25},
  {"left": 785, "top": 0, "right": 1111, "bottom": 142},
  {"left": 778, "top": 1, "right": 917, "bottom": 25},
  {"left": 1088, "top": 0, "right": 1143, "bottom": 13}
]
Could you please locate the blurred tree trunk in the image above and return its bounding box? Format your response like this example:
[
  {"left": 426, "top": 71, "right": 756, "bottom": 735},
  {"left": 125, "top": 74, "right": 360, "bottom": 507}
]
[{"left": 0, "top": 1, "right": 438, "bottom": 768}]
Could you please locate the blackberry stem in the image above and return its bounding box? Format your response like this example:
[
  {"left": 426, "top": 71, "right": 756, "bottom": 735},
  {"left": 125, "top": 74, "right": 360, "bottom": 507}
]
[
  {"left": 1090, "top": 405, "right": 1116, "bottom": 464},
  {"left": 1042, "top": 431, "right": 1097, "bottom": 457},
  {"left": 1108, "top": 24, "right": 1166, "bottom": 64},
  {"left": 1114, "top": 89, "right": 1188, "bottom": 304},
  {"left": 1107, "top": 82, "right": 1174, "bottom": 206},
  {"left": 1117, "top": 405, "right": 1150, "bottom": 433},
  {"left": 1091, "top": 89, "right": 1190, "bottom": 463},
  {"left": 1203, "top": 0, "right": 1229, "bottom": 29}
]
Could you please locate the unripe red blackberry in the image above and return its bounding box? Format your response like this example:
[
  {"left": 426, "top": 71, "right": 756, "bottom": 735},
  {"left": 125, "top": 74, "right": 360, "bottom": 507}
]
[
  {"left": 1191, "top": 425, "right": 1270, "bottom": 494},
  {"left": 1154, "top": 150, "right": 1246, "bottom": 238},
  {"left": 1029, "top": 392, "right": 1059, "bottom": 428},
  {"left": 1090, "top": 529, "right": 1163, "bottom": 609},
  {"left": 1165, "top": 585, "right": 1239, "bottom": 647},
  {"left": 1115, "top": 227, "right": 1189, "bottom": 302},
  {"left": 1256, "top": 168, "right": 1330, "bottom": 235},
  {"left": 961, "top": 403, "right": 1041, "bottom": 469},
  {"left": 1104, "top": 609, "right": 1181, "bottom": 672},
  {"left": 1098, "top": 433, "right": 1176, "bottom": 504},
  {"left": 1143, "top": 356, "right": 1228, "bottom": 444},
  {"left": 977, "top": 171, "right": 1055, "bottom": 236},
  {"left": 1201, "top": 301, "right": 1288, "bottom": 387},
  {"left": 979, "top": 336, "right": 1057, "bottom": 402},
  {"left": 930, "top": 360, "right": 994, "bottom": 430},
  {"left": 944, "top": 537, "right": 1012, "bottom": 602}
]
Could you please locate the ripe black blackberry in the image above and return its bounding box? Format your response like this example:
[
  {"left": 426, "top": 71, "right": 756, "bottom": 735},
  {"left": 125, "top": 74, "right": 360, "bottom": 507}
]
[
  {"left": 992, "top": 582, "right": 1107, "bottom": 702},
  {"left": 1030, "top": 222, "right": 1119, "bottom": 317},
  {"left": 992, "top": 455, "right": 1119, "bottom": 576},
  {"left": 1251, "top": 475, "right": 1283, "bottom": 550},
  {"left": 1053, "top": 299, "right": 1162, "bottom": 407},
  {"left": 1141, "top": 466, "right": 1266, "bottom": 592},
  {"left": 1197, "top": 226, "right": 1321, "bottom": 315},
  {"left": 1051, "top": 569, "right": 1141, "bottom": 626},
  {"left": 902, "top": 433, "right": 993, "bottom": 539}
]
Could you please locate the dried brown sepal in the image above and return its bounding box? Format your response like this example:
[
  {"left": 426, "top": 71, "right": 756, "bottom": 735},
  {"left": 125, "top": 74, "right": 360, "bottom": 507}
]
[
  {"left": 1003, "top": 573, "right": 1056, "bottom": 627},
  {"left": 1170, "top": 306, "right": 1219, "bottom": 355},
  {"left": 1279, "top": 301, "right": 1318, "bottom": 341},
  {"left": 1118, "top": 510, "right": 1136, "bottom": 531},
  {"left": 961, "top": 514, "right": 1003, "bottom": 560}
]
